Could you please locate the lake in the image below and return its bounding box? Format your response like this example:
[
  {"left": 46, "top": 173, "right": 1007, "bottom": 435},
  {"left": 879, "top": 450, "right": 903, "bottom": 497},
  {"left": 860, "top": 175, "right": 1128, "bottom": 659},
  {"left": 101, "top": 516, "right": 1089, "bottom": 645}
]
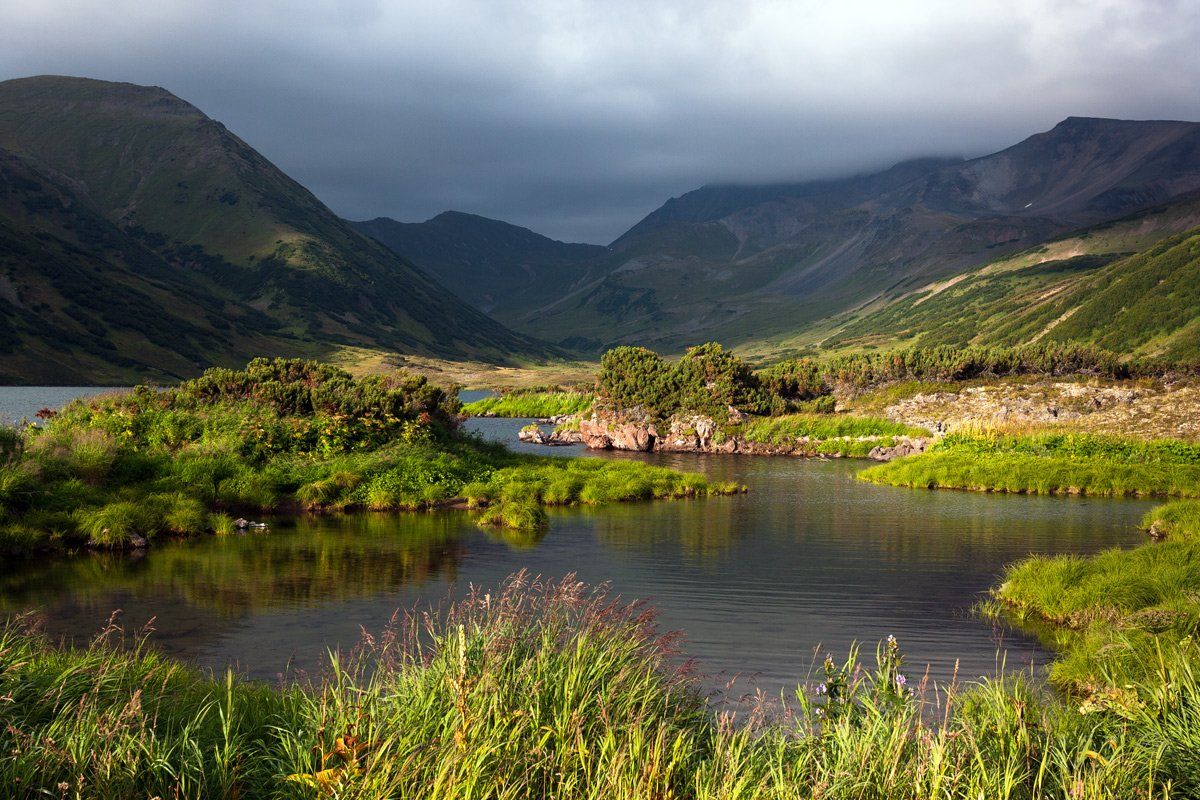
[
  {"left": 0, "top": 386, "right": 130, "bottom": 425},
  {"left": 0, "top": 390, "right": 1149, "bottom": 697}
]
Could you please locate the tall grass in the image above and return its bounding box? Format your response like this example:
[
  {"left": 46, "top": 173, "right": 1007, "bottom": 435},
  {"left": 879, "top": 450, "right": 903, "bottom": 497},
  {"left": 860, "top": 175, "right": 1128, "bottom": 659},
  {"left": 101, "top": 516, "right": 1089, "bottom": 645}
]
[
  {"left": 3, "top": 573, "right": 1193, "bottom": 799},
  {"left": 994, "top": 510, "right": 1200, "bottom": 694},
  {"left": 463, "top": 390, "right": 593, "bottom": 418}
]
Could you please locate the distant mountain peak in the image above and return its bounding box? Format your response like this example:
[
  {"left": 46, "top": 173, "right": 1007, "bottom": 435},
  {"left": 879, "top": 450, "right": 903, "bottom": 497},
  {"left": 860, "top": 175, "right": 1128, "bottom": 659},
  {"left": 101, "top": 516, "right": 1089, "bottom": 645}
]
[{"left": 1, "top": 75, "right": 205, "bottom": 120}]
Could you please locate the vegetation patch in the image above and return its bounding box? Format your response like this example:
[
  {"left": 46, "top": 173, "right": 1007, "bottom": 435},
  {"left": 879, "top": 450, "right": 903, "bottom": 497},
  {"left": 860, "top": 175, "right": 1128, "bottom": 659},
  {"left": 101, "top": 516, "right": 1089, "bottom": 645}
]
[
  {"left": 596, "top": 341, "right": 1170, "bottom": 425},
  {"left": 0, "top": 359, "right": 736, "bottom": 554},
  {"left": 3, "top": 573, "right": 1197, "bottom": 798},
  {"left": 737, "top": 413, "right": 928, "bottom": 444},
  {"left": 860, "top": 431, "right": 1200, "bottom": 497},
  {"left": 992, "top": 522, "right": 1200, "bottom": 702},
  {"left": 1143, "top": 500, "right": 1200, "bottom": 540},
  {"left": 462, "top": 389, "right": 593, "bottom": 418}
]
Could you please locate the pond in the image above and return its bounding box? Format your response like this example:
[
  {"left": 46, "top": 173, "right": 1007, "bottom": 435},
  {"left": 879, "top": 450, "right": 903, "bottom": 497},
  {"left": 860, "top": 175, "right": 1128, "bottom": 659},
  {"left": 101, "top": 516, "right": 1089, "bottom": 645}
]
[{"left": 0, "top": 386, "right": 1152, "bottom": 697}]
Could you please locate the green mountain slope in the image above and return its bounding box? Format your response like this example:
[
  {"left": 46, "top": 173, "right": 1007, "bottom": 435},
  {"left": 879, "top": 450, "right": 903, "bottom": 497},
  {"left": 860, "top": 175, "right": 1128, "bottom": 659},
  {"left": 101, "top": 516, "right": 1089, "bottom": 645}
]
[
  {"left": 509, "top": 118, "right": 1200, "bottom": 354},
  {"left": 0, "top": 76, "right": 548, "bottom": 382},
  {"left": 819, "top": 194, "right": 1200, "bottom": 360},
  {"left": 351, "top": 211, "right": 606, "bottom": 320}
]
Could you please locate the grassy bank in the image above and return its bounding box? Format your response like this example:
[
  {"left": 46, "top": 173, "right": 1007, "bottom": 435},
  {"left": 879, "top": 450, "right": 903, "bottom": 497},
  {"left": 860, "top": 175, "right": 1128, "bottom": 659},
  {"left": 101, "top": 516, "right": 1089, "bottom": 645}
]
[
  {"left": 4, "top": 573, "right": 1196, "bottom": 799},
  {"left": 0, "top": 360, "right": 737, "bottom": 554},
  {"left": 860, "top": 430, "right": 1200, "bottom": 497},
  {"left": 730, "top": 413, "right": 929, "bottom": 456},
  {"left": 462, "top": 390, "right": 593, "bottom": 418},
  {"left": 991, "top": 499, "right": 1200, "bottom": 704},
  {"left": 1144, "top": 500, "right": 1200, "bottom": 538}
]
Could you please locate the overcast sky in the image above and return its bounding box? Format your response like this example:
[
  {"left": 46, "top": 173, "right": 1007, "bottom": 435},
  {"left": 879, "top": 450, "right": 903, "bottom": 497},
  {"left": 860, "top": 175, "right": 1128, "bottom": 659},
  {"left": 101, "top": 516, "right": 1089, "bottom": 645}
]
[{"left": 3, "top": 0, "right": 1199, "bottom": 243}]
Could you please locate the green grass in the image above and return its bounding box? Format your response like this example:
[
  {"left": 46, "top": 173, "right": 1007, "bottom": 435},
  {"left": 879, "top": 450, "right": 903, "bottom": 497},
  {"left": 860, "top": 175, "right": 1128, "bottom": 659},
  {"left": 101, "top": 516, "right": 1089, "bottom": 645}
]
[
  {"left": 860, "top": 431, "right": 1200, "bottom": 497},
  {"left": 462, "top": 390, "right": 594, "bottom": 418},
  {"left": 736, "top": 413, "right": 928, "bottom": 445},
  {"left": 994, "top": 530, "right": 1200, "bottom": 696},
  {"left": 1143, "top": 500, "right": 1200, "bottom": 540},
  {"left": 825, "top": 225, "right": 1200, "bottom": 361},
  {"left": 3, "top": 574, "right": 1197, "bottom": 799}
]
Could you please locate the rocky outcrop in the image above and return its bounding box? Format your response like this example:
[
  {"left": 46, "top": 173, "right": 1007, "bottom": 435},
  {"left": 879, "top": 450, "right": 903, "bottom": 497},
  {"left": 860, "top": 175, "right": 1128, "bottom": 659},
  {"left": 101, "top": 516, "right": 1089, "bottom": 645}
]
[
  {"left": 520, "top": 423, "right": 584, "bottom": 446},
  {"left": 548, "top": 427, "right": 584, "bottom": 445},
  {"left": 579, "top": 417, "right": 658, "bottom": 451},
  {"left": 867, "top": 437, "right": 931, "bottom": 461},
  {"left": 571, "top": 412, "right": 927, "bottom": 461},
  {"left": 884, "top": 381, "right": 1145, "bottom": 435},
  {"left": 518, "top": 425, "right": 549, "bottom": 445}
]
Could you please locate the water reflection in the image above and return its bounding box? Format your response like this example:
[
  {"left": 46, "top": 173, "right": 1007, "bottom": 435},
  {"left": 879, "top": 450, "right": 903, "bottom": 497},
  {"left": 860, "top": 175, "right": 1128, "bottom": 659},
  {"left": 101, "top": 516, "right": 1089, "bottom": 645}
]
[{"left": 2, "top": 418, "right": 1152, "bottom": 694}]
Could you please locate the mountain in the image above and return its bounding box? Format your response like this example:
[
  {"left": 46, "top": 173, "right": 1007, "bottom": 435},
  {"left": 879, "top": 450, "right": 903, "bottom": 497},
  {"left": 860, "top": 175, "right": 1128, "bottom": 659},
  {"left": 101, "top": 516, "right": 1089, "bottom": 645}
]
[
  {"left": 816, "top": 191, "right": 1200, "bottom": 360},
  {"left": 0, "top": 76, "right": 548, "bottom": 383},
  {"left": 504, "top": 117, "right": 1200, "bottom": 354},
  {"left": 351, "top": 212, "right": 606, "bottom": 320}
]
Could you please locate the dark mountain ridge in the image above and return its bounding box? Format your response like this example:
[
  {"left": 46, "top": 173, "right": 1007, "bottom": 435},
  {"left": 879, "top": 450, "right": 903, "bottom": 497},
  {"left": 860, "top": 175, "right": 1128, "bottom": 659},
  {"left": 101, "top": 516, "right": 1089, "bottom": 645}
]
[
  {"left": 351, "top": 211, "right": 606, "bottom": 319},
  {"left": 0, "top": 75, "right": 549, "bottom": 382},
  {"left": 499, "top": 116, "right": 1200, "bottom": 353}
]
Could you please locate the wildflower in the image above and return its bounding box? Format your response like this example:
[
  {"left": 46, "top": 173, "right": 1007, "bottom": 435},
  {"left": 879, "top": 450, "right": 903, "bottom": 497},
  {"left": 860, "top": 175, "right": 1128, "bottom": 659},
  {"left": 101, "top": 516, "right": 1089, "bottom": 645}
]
[
  {"left": 896, "top": 674, "right": 907, "bottom": 687},
  {"left": 816, "top": 683, "right": 827, "bottom": 695}
]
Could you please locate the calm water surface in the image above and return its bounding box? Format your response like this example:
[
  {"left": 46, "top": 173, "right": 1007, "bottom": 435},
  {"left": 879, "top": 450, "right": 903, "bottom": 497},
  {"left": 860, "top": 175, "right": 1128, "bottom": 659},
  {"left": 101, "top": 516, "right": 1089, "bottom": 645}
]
[
  {"left": 0, "top": 386, "right": 129, "bottom": 424},
  {"left": 0, "top": 389, "right": 1150, "bottom": 696}
]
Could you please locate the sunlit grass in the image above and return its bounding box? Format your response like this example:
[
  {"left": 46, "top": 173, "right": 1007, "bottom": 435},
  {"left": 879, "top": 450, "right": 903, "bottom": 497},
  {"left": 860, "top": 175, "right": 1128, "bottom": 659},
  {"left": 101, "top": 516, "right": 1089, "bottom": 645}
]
[
  {"left": 462, "top": 390, "right": 593, "bottom": 418},
  {"left": 3, "top": 573, "right": 1195, "bottom": 798},
  {"left": 860, "top": 430, "right": 1200, "bottom": 497}
]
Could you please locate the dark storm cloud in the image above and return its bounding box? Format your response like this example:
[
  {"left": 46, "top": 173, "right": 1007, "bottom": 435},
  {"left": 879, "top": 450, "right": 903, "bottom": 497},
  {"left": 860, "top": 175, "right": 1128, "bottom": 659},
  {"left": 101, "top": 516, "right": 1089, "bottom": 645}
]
[{"left": 3, "top": 0, "right": 1199, "bottom": 243}]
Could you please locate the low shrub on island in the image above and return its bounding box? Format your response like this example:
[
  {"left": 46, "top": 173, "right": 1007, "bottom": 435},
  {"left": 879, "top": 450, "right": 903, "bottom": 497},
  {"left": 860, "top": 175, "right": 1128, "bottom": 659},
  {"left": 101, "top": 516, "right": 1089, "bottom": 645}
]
[
  {"left": 3, "top": 573, "right": 1196, "bottom": 799},
  {"left": 0, "top": 359, "right": 738, "bottom": 554}
]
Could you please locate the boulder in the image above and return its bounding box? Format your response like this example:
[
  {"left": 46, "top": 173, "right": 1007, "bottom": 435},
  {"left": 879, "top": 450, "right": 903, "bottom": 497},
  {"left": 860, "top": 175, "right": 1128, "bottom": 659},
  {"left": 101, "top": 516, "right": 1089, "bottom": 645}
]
[
  {"left": 578, "top": 417, "right": 657, "bottom": 451},
  {"left": 548, "top": 427, "right": 585, "bottom": 445},
  {"left": 867, "top": 437, "right": 933, "bottom": 461},
  {"left": 518, "top": 426, "right": 549, "bottom": 445}
]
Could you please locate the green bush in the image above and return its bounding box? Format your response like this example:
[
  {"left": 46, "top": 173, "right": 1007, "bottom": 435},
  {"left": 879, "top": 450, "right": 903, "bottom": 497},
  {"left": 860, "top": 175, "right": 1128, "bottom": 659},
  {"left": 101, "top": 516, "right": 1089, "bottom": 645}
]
[
  {"left": 1, "top": 359, "right": 741, "bottom": 552},
  {"left": 596, "top": 342, "right": 1163, "bottom": 424}
]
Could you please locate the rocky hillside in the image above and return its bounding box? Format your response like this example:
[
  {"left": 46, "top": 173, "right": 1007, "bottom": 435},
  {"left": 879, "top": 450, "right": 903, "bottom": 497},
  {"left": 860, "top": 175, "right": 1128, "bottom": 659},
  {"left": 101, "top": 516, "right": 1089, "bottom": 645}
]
[
  {"left": 0, "top": 76, "right": 548, "bottom": 383},
  {"left": 502, "top": 118, "right": 1200, "bottom": 354},
  {"left": 821, "top": 193, "right": 1200, "bottom": 360},
  {"left": 352, "top": 211, "right": 606, "bottom": 321}
]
